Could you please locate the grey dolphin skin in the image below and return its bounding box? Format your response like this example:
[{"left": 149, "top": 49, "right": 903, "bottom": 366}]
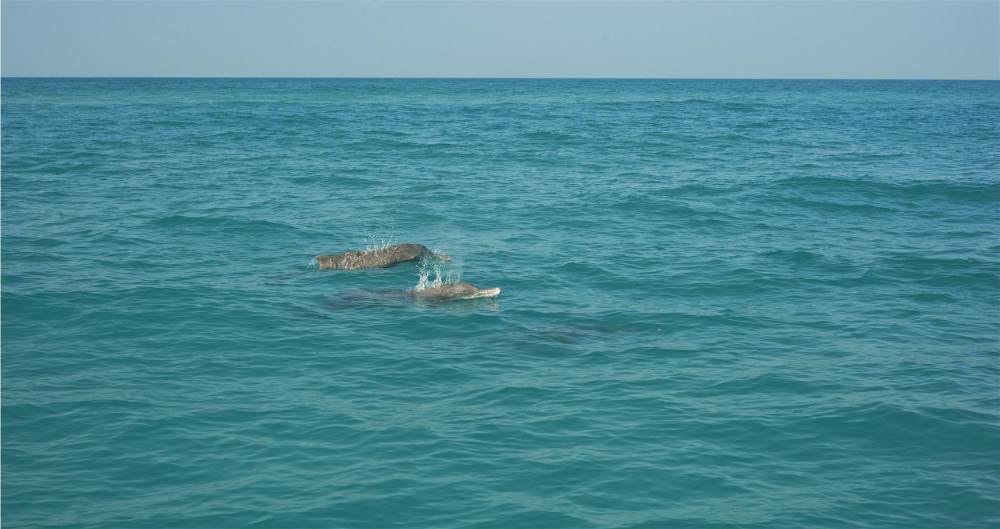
[
  {"left": 316, "top": 243, "right": 451, "bottom": 270},
  {"left": 409, "top": 282, "right": 502, "bottom": 301}
]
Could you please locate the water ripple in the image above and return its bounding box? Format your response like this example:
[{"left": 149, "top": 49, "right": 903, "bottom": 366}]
[{"left": 3, "top": 78, "right": 999, "bottom": 529}]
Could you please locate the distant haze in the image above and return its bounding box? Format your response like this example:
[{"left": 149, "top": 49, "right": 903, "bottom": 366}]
[{"left": 2, "top": 1, "right": 998, "bottom": 79}]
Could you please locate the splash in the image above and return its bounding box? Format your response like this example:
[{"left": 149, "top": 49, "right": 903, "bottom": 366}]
[
  {"left": 414, "top": 255, "right": 462, "bottom": 291},
  {"left": 363, "top": 236, "right": 396, "bottom": 253},
  {"left": 414, "top": 262, "right": 442, "bottom": 292},
  {"left": 360, "top": 226, "right": 401, "bottom": 253}
]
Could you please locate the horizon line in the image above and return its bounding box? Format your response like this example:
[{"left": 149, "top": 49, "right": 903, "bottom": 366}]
[{"left": 3, "top": 76, "right": 999, "bottom": 82}]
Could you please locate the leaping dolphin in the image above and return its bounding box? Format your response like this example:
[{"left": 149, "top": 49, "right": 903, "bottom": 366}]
[{"left": 316, "top": 243, "right": 451, "bottom": 270}]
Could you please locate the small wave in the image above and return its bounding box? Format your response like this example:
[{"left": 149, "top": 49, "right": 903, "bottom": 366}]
[
  {"left": 653, "top": 182, "right": 743, "bottom": 197},
  {"left": 653, "top": 97, "right": 765, "bottom": 112},
  {"left": 734, "top": 118, "right": 785, "bottom": 130},
  {"left": 882, "top": 253, "right": 995, "bottom": 272},
  {"left": 347, "top": 138, "right": 426, "bottom": 151},
  {"left": 907, "top": 292, "right": 958, "bottom": 303},
  {"left": 149, "top": 214, "right": 300, "bottom": 235},
  {"left": 772, "top": 176, "right": 1000, "bottom": 205},
  {"left": 285, "top": 174, "right": 376, "bottom": 188},
  {"left": 521, "top": 130, "right": 581, "bottom": 143},
  {"left": 677, "top": 97, "right": 715, "bottom": 104},
  {"left": 760, "top": 249, "right": 826, "bottom": 264},
  {"left": 778, "top": 196, "right": 899, "bottom": 215},
  {"left": 720, "top": 101, "right": 764, "bottom": 112}
]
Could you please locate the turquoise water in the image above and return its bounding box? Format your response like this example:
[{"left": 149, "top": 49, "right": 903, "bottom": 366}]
[{"left": 3, "top": 78, "right": 999, "bottom": 528}]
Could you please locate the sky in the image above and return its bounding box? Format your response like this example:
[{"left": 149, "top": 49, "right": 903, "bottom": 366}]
[{"left": 2, "top": 1, "right": 998, "bottom": 79}]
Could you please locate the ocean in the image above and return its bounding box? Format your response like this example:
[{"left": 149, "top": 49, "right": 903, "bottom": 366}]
[{"left": 3, "top": 78, "right": 998, "bottom": 528}]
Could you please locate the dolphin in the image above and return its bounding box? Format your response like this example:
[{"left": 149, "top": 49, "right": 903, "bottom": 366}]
[
  {"left": 316, "top": 243, "right": 450, "bottom": 270},
  {"left": 409, "top": 282, "right": 502, "bottom": 301},
  {"left": 322, "top": 282, "right": 502, "bottom": 309}
]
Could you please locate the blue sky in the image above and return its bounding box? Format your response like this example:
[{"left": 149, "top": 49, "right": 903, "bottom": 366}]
[{"left": 2, "top": 1, "right": 997, "bottom": 79}]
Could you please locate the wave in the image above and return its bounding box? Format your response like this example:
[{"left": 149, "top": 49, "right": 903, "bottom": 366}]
[
  {"left": 521, "top": 130, "right": 582, "bottom": 143},
  {"left": 284, "top": 174, "right": 376, "bottom": 187},
  {"left": 775, "top": 196, "right": 900, "bottom": 215},
  {"left": 148, "top": 214, "right": 302, "bottom": 235},
  {"left": 772, "top": 176, "right": 1000, "bottom": 205}
]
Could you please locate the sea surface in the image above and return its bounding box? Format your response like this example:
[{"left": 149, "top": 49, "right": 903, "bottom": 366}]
[{"left": 3, "top": 78, "right": 999, "bottom": 528}]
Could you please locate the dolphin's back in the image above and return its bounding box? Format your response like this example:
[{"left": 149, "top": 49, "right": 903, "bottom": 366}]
[{"left": 317, "top": 243, "right": 431, "bottom": 270}]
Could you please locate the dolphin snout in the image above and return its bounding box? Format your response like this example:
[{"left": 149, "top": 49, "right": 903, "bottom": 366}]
[{"left": 479, "top": 287, "right": 502, "bottom": 298}]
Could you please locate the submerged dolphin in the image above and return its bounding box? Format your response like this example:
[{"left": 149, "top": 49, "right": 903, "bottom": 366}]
[
  {"left": 316, "top": 243, "right": 450, "bottom": 270},
  {"left": 409, "top": 282, "right": 502, "bottom": 301},
  {"left": 323, "top": 282, "right": 502, "bottom": 310}
]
